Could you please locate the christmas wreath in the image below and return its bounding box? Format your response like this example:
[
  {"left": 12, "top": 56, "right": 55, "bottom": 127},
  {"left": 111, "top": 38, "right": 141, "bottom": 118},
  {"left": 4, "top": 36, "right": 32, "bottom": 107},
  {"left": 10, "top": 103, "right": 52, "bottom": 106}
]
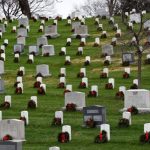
[
  {"left": 118, "top": 118, "right": 129, "bottom": 128},
  {"left": 51, "top": 117, "right": 62, "bottom": 126},
  {"left": 77, "top": 72, "right": 84, "bottom": 78},
  {"left": 94, "top": 130, "right": 108, "bottom": 143},
  {"left": 58, "top": 132, "right": 69, "bottom": 143},
  {"left": 27, "top": 100, "right": 36, "bottom": 109},
  {"left": 0, "top": 101, "right": 10, "bottom": 109},
  {"left": 127, "top": 106, "right": 138, "bottom": 115},
  {"left": 105, "top": 83, "right": 113, "bottom": 89},
  {"left": 2, "top": 134, "right": 13, "bottom": 141},
  {"left": 88, "top": 91, "right": 97, "bottom": 97},
  {"left": 140, "top": 132, "right": 150, "bottom": 144},
  {"left": 66, "top": 103, "right": 76, "bottom": 111},
  {"left": 79, "top": 82, "right": 86, "bottom": 88},
  {"left": 86, "top": 118, "right": 95, "bottom": 128}
]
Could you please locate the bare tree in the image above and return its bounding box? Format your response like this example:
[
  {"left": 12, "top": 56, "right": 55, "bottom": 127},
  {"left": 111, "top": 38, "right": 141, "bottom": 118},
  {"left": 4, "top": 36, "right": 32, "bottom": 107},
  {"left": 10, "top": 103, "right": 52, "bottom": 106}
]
[
  {"left": 0, "top": 0, "right": 56, "bottom": 19},
  {"left": 18, "top": 0, "right": 31, "bottom": 18},
  {"left": 118, "top": 0, "right": 150, "bottom": 88},
  {"left": 73, "top": 0, "right": 106, "bottom": 17},
  {"left": 106, "top": 0, "right": 118, "bottom": 16},
  {"left": 0, "top": 0, "right": 20, "bottom": 19}
]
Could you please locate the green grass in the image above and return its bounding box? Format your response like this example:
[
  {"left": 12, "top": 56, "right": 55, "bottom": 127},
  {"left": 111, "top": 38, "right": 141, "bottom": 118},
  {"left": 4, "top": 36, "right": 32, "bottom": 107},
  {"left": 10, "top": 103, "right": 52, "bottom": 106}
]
[{"left": 0, "top": 15, "right": 150, "bottom": 150}]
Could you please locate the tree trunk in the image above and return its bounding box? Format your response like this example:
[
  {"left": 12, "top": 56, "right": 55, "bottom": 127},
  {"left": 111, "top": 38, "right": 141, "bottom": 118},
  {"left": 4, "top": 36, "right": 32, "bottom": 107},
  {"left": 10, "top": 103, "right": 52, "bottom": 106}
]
[
  {"left": 137, "top": 51, "right": 142, "bottom": 89},
  {"left": 18, "top": 0, "right": 31, "bottom": 18}
]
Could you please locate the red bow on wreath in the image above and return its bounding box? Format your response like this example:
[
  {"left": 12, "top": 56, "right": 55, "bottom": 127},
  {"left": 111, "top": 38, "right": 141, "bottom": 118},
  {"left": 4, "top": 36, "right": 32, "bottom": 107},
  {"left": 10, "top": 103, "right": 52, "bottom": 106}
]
[{"left": 99, "top": 132, "right": 103, "bottom": 141}]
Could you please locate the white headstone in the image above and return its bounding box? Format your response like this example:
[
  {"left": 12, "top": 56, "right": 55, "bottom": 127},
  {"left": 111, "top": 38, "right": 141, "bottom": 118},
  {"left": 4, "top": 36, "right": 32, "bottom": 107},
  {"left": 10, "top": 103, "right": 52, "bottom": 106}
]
[
  {"left": 119, "top": 86, "right": 126, "bottom": 94},
  {"left": 29, "top": 54, "right": 34, "bottom": 62},
  {"left": 122, "top": 112, "right": 131, "bottom": 125},
  {"left": 82, "top": 77, "right": 88, "bottom": 87},
  {"left": 66, "top": 85, "right": 72, "bottom": 91},
  {"left": 49, "top": 146, "right": 60, "bottom": 150},
  {"left": 133, "top": 79, "right": 138, "bottom": 86},
  {"left": 100, "top": 124, "right": 110, "bottom": 141},
  {"left": 1, "top": 53, "right": 5, "bottom": 61},
  {"left": 60, "top": 68, "right": 66, "bottom": 76},
  {"left": 144, "top": 123, "right": 150, "bottom": 133},
  {"left": 20, "top": 66, "right": 25, "bottom": 75},
  {"left": 80, "top": 68, "right": 86, "bottom": 76},
  {"left": 60, "top": 77, "right": 66, "bottom": 84},
  {"left": 40, "top": 84, "right": 46, "bottom": 92},
  {"left": 55, "top": 111, "right": 63, "bottom": 124},
  {"left": 4, "top": 95, "right": 11, "bottom": 106},
  {"left": 105, "top": 56, "right": 111, "bottom": 63},
  {"left": 17, "top": 83, "right": 23, "bottom": 92},
  {"left": 91, "top": 85, "right": 98, "bottom": 96},
  {"left": 37, "top": 77, "right": 42, "bottom": 83},
  {"left": 31, "top": 96, "right": 37, "bottom": 107},
  {"left": 103, "top": 68, "right": 109, "bottom": 77},
  {"left": 85, "top": 56, "right": 90, "bottom": 62},
  {"left": 147, "top": 54, "right": 150, "bottom": 59},
  {"left": 17, "top": 76, "right": 22, "bottom": 83},
  {"left": 65, "top": 56, "right": 70, "bottom": 62},
  {"left": 62, "top": 125, "right": 71, "bottom": 140},
  {"left": 108, "top": 78, "right": 114, "bottom": 88},
  {"left": 125, "top": 67, "right": 130, "bottom": 74},
  {"left": 21, "top": 111, "right": 29, "bottom": 125},
  {"left": 95, "top": 38, "right": 100, "bottom": 44},
  {"left": 61, "top": 47, "right": 66, "bottom": 54}
]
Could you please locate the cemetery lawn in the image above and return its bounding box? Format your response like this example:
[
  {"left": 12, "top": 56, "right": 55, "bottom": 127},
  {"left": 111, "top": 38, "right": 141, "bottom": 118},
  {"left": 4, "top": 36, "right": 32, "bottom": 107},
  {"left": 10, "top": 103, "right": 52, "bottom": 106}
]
[{"left": 1, "top": 15, "right": 150, "bottom": 150}]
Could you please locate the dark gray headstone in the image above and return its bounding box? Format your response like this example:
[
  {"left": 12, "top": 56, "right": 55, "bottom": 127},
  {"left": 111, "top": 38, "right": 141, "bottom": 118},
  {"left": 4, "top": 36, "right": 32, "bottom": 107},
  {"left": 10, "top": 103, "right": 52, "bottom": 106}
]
[
  {"left": 0, "top": 141, "right": 22, "bottom": 150},
  {"left": 122, "top": 52, "right": 134, "bottom": 64},
  {"left": 83, "top": 105, "right": 106, "bottom": 127}
]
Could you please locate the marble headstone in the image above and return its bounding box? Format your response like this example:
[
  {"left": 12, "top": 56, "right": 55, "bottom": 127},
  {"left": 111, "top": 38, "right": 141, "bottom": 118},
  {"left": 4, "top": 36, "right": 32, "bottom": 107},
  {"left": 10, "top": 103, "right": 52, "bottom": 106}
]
[
  {"left": 63, "top": 92, "right": 85, "bottom": 110},
  {"left": 36, "top": 64, "right": 51, "bottom": 77},
  {"left": 0, "top": 119, "right": 25, "bottom": 140},
  {"left": 123, "top": 89, "right": 150, "bottom": 112},
  {"left": 102, "top": 45, "right": 114, "bottom": 56}
]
